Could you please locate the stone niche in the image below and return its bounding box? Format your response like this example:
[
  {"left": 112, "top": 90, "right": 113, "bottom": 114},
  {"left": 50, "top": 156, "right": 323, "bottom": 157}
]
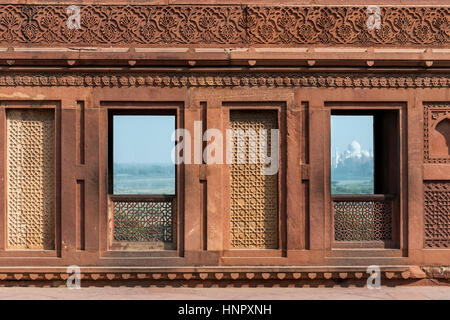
[{"left": 431, "top": 118, "right": 450, "bottom": 158}]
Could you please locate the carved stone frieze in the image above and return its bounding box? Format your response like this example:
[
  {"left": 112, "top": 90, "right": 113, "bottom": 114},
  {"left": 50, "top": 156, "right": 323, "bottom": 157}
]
[
  {"left": 0, "top": 5, "right": 447, "bottom": 47},
  {"left": 0, "top": 72, "right": 448, "bottom": 88}
]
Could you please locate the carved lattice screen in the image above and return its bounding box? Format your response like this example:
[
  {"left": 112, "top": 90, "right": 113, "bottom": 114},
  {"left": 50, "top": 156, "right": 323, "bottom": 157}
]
[
  {"left": 7, "top": 109, "right": 55, "bottom": 250},
  {"left": 230, "top": 110, "right": 278, "bottom": 249},
  {"left": 424, "top": 181, "right": 450, "bottom": 248},
  {"left": 333, "top": 197, "right": 393, "bottom": 241},
  {"left": 111, "top": 196, "right": 176, "bottom": 249}
]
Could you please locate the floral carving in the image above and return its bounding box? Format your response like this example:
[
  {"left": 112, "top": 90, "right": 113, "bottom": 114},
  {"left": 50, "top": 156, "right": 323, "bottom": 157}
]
[{"left": 0, "top": 5, "right": 446, "bottom": 46}]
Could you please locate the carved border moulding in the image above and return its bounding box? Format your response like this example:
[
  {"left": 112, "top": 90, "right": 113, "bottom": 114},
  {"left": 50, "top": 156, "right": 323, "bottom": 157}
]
[
  {"left": 0, "top": 73, "right": 449, "bottom": 88},
  {"left": 424, "top": 102, "right": 450, "bottom": 163},
  {"left": 422, "top": 266, "right": 450, "bottom": 279},
  {"left": 0, "top": 270, "right": 430, "bottom": 283},
  {"left": 0, "top": 5, "right": 447, "bottom": 46},
  {"left": 246, "top": 6, "right": 450, "bottom": 46}
]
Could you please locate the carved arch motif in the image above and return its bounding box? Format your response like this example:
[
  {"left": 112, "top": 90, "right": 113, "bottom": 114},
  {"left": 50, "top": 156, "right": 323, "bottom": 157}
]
[
  {"left": 431, "top": 118, "right": 450, "bottom": 157},
  {"left": 424, "top": 103, "right": 450, "bottom": 163}
]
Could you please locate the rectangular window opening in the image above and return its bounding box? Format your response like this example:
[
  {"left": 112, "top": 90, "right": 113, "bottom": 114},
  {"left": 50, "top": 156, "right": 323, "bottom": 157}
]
[
  {"left": 331, "top": 115, "right": 374, "bottom": 195},
  {"left": 330, "top": 110, "right": 399, "bottom": 246},
  {"left": 112, "top": 114, "right": 176, "bottom": 195},
  {"left": 108, "top": 111, "right": 177, "bottom": 250}
]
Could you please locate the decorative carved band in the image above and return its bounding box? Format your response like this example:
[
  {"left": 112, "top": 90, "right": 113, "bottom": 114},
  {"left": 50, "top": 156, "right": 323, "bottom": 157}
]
[
  {"left": 0, "top": 5, "right": 448, "bottom": 47},
  {"left": 422, "top": 266, "right": 450, "bottom": 279},
  {"left": 0, "top": 73, "right": 449, "bottom": 88},
  {"left": 0, "top": 269, "right": 430, "bottom": 283}
]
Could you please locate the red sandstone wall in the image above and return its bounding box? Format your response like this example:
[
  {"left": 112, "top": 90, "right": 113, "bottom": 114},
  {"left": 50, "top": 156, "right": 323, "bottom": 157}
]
[{"left": 0, "top": 2, "right": 447, "bottom": 283}]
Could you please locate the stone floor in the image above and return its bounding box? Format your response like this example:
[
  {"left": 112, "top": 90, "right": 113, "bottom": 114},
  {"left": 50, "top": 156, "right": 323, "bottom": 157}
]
[{"left": 0, "top": 286, "right": 448, "bottom": 300}]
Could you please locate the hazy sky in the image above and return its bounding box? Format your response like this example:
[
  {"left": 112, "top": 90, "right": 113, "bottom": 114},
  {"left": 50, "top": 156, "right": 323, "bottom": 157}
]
[
  {"left": 113, "top": 114, "right": 373, "bottom": 164},
  {"left": 331, "top": 115, "right": 374, "bottom": 155},
  {"left": 113, "top": 115, "right": 175, "bottom": 164}
]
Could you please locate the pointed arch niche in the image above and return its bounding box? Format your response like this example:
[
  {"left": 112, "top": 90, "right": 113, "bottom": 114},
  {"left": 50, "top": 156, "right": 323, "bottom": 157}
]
[{"left": 431, "top": 118, "right": 450, "bottom": 158}]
